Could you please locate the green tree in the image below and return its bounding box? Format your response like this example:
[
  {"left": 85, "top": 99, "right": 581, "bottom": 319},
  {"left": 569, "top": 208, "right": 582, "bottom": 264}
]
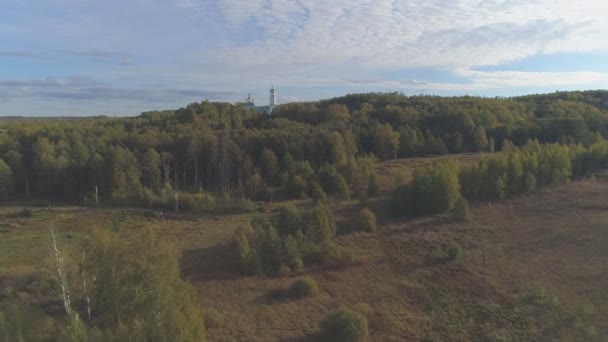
[
  {"left": 277, "top": 204, "right": 303, "bottom": 236},
  {"left": 141, "top": 148, "right": 162, "bottom": 191},
  {"left": 329, "top": 132, "right": 348, "bottom": 165},
  {"left": 110, "top": 147, "right": 142, "bottom": 200},
  {"left": 0, "top": 158, "right": 12, "bottom": 198},
  {"left": 372, "top": 124, "right": 400, "bottom": 160},
  {"left": 357, "top": 207, "right": 377, "bottom": 232},
  {"left": 452, "top": 197, "right": 470, "bottom": 222},
  {"left": 320, "top": 307, "right": 369, "bottom": 342},
  {"left": 473, "top": 125, "right": 489, "bottom": 151},
  {"left": 310, "top": 203, "right": 336, "bottom": 243},
  {"left": 259, "top": 148, "right": 279, "bottom": 181},
  {"left": 83, "top": 229, "right": 206, "bottom": 341},
  {"left": 281, "top": 153, "right": 296, "bottom": 175}
]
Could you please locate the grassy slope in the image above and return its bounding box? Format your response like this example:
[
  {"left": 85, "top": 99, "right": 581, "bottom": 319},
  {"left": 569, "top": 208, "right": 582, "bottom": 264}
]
[
  {"left": 184, "top": 178, "right": 607, "bottom": 341},
  {"left": 1, "top": 154, "right": 606, "bottom": 341}
]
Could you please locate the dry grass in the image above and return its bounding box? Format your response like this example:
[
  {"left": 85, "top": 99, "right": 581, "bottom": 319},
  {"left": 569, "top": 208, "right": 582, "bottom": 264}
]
[
  {"left": 183, "top": 177, "right": 608, "bottom": 341},
  {"left": 375, "top": 153, "right": 484, "bottom": 193},
  {"left": 1, "top": 158, "right": 608, "bottom": 341}
]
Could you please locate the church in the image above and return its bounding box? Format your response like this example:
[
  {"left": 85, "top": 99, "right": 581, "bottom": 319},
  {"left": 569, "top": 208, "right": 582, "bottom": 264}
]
[{"left": 239, "top": 86, "right": 277, "bottom": 114}]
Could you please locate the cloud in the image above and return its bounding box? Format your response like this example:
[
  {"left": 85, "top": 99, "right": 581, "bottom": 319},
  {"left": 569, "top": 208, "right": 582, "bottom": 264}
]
[
  {"left": 2, "top": 0, "right": 607, "bottom": 115},
  {"left": 0, "top": 50, "right": 49, "bottom": 59},
  {"left": 0, "top": 77, "right": 235, "bottom": 102},
  {"left": 400, "top": 69, "right": 608, "bottom": 92},
  {"left": 60, "top": 49, "right": 135, "bottom": 64},
  {"left": 198, "top": 0, "right": 608, "bottom": 71}
]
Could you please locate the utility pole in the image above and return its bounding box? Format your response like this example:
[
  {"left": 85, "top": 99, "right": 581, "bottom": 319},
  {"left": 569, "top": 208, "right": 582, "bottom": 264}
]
[{"left": 482, "top": 240, "right": 486, "bottom": 275}]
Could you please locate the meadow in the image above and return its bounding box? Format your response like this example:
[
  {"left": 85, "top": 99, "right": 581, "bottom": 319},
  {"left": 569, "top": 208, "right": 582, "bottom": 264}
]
[{"left": 1, "top": 156, "right": 605, "bottom": 341}]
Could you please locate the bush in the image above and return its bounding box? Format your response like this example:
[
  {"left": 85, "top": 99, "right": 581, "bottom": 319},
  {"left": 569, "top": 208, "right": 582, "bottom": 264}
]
[
  {"left": 452, "top": 197, "right": 470, "bottom": 222},
  {"left": 203, "top": 307, "right": 224, "bottom": 329},
  {"left": 320, "top": 307, "right": 369, "bottom": 342},
  {"left": 390, "top": 159, "right": 460, "bottom": 217},
  {"left": 525, "top": 284, "right": 560, "bottom": 308},
  {"left": 311, "top": 204, "right": 337, "bottom": 243},
  {"left": 278, "top": 265, "right": 292, "bottom": 276},
  {"left": 312, "top": 185, "right": 328, "bottom": 204},
  {"left": 180, "top": 192, "right": 215, "bottom": 212},
  {"left": 575, "top": 299, "right": 597, "bottom": 338},
  {"left": 352, "top": 303, "right": 374, "bottom": 319},
  {"left": 17, "top": 208, "right": 33, "bottom": 218},
  {"left": 232, "top": 225, "right": 260, "bottom": 274},
  {"left": 356, "top": 208, "right": 377, "bottom": 232},
  {"left": 447, "top": 243, "right": 463, "bottom": 261},
  {"left": 327, "top": 245, "right": 362, "bottom": 267},
  {"left": 291, "top": 276, "right": 319, "bottom": 298},
  {"left": 288, "top": 257, "right": 304, "bottom": 272},
  {"left": 257, "top": 184, "right": 274, "bottom": 202},
  {"left": 277, "top": 204, "right": 303, "bottom": 236},
  {"left": 220, "top": 196, "right": 256, "bottom": 213},
  {"left": 288, "top": 175, "right": 309, "bottom": 197}
]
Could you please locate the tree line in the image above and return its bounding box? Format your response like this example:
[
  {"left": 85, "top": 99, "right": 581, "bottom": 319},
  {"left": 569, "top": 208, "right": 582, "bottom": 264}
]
[
  {"left": 390, "top": 138, "right": 608, "bottom": 218},
  {"left": 0, "top": 90, "right": 607, "bottom": 210},
  {"left": 0, "top": 229, "right": 206, "bottom": 341}
]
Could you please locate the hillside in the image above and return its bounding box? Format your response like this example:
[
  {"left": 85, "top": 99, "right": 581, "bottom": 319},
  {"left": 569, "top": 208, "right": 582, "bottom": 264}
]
[
  {"left": 2, "top": 91, "right": 608, "bottom": 340},
  {"left": 180, "top": 176, "right": 608, "bottom": 341},
  {"left": 0, "top": 156, "right": 606, "bottom": 340}
]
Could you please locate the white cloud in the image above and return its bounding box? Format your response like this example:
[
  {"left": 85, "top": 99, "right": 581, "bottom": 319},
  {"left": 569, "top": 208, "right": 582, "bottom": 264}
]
[
  {"left": 2, "top": 0, "right": 608, "bottom": 115},
  {"left": 400, "top": 69, "right": 608, "bottom": 92},
  {"left": 200, "top": 0, "right": 608, "bottom": 70}
]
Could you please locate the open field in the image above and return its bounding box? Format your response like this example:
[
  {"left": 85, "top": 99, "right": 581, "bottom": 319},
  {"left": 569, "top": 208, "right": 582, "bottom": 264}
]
[
  {"left": 183, "top": 177, "right": 608, "bottom": 341},
  {"left": 375, "top": 153, "right": 484, "bottom": 193},
  {"left": 1, "top": 157, "right": 607, "bottom": 341}
]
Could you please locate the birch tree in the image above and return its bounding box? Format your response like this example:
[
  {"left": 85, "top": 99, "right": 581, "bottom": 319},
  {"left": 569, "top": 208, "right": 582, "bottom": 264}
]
[{"left": 48, "top": 229, "right": 71, "bottom": 316}]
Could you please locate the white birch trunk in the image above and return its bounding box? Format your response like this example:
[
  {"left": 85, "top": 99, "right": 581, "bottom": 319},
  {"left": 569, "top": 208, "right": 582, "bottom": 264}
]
[{"left": 49, "top": 229, "right": 71, "bottom": 316}]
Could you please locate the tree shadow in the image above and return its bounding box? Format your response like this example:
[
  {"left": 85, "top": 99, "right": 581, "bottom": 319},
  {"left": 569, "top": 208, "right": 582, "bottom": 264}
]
[
  {"left": 180, "top": 244, "right": 241, "bottom": 283},
  {"left": 258, "top": 287, "right": 294, "bottom": 305},
  {"left": 278, "top": 331, "right": 323, "bottom": 342}
]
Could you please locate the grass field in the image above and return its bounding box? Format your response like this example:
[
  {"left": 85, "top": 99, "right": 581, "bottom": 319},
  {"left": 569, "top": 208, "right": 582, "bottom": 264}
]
[{"left": 1, "top": 155, "right": 606, "bottom": 341}]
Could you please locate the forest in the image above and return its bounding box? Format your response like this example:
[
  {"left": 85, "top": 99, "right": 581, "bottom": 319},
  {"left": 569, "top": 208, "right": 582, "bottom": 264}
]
[
  {"left": 2, "top": 90, "right": 608, "bottom": 341},
  {"left": 1, "top": 90, "right": 607, "bottom": 207}
]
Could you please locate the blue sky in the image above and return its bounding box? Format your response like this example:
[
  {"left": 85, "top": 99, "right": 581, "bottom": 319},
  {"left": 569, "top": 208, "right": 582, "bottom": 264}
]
[{"left": 1, "top": 0, "right": 607, "bottom": 116}]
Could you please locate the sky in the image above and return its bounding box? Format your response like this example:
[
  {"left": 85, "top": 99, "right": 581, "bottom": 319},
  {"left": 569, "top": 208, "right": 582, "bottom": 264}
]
[{"left": 1, "top": 0, "right": 608, "bottom": 116}]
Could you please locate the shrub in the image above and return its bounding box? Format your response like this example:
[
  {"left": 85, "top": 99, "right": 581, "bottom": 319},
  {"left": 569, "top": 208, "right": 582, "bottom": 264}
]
[
  {"left": 279, "top": 265, "right": 292, "bottom": 276},
  {"left": 288, "top": 175, "right": 309, "bottom": 197},
  {"left": 180, "top": 192, "right": 215, "bottom": 212},
  {"left": 325, "top": 244, "right": 362, "bottom": 267},
  {"left": 390, "top": 159, "right": 460, "bottom": 217},
  {"left": 525, "top": 283, "right": 560, "bottom": 308},
  {"left": 17, "top": 208, "right": 33, "bottom": 218},
  {"left": 312, "top": 185, "right": 328, "bottom": 204},
  {"left": 277, "top": 204, "right": 303, "bottom": 236},
  {"left": 452, "top": 197, "right": 470, "bottom": 222},
  {"left": 220, "top": 196, "right": 256, "bottom": 213},
  {"left": 232, "top": 225, "right": 260, "bottom": 274},
  {"left": 320, "top": 307, "right": 369, "bottom": 342},
  {"left": 574, "top": 300, "right": 597, "bottom": 338},
  {"left": 291, "top": 276, "right": 319, "bottom": 298},
  {"left": 356, "top": 208, "right": 377, "bottom": 232},
  {"left": 447, "top": 243, "right": 463, "bottom": 261},
  {"left": 203, "top": 307, "right": 224, "bottom": 329},
  {"left": 257, "top": 184, "right": 274, "bottom": 201},
  {"left": 352, "top": 303, "right": 374, "bottom": 319},
  {"left": 311, "top": 204, "right": 337, "bottom": 243},
  {"left": 288, "top": 257, "right": 304, "bottom": 272}
]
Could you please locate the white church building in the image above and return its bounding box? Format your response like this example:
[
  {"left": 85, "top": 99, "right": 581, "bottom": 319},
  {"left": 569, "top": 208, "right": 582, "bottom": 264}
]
[{"left": 240, "top": 85, "right": 277, "bottom": 114}]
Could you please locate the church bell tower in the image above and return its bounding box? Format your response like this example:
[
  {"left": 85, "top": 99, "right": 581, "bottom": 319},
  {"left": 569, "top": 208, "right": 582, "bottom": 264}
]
[{"left": 269, "top": 85, "right": 276, "bottom": 114}]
